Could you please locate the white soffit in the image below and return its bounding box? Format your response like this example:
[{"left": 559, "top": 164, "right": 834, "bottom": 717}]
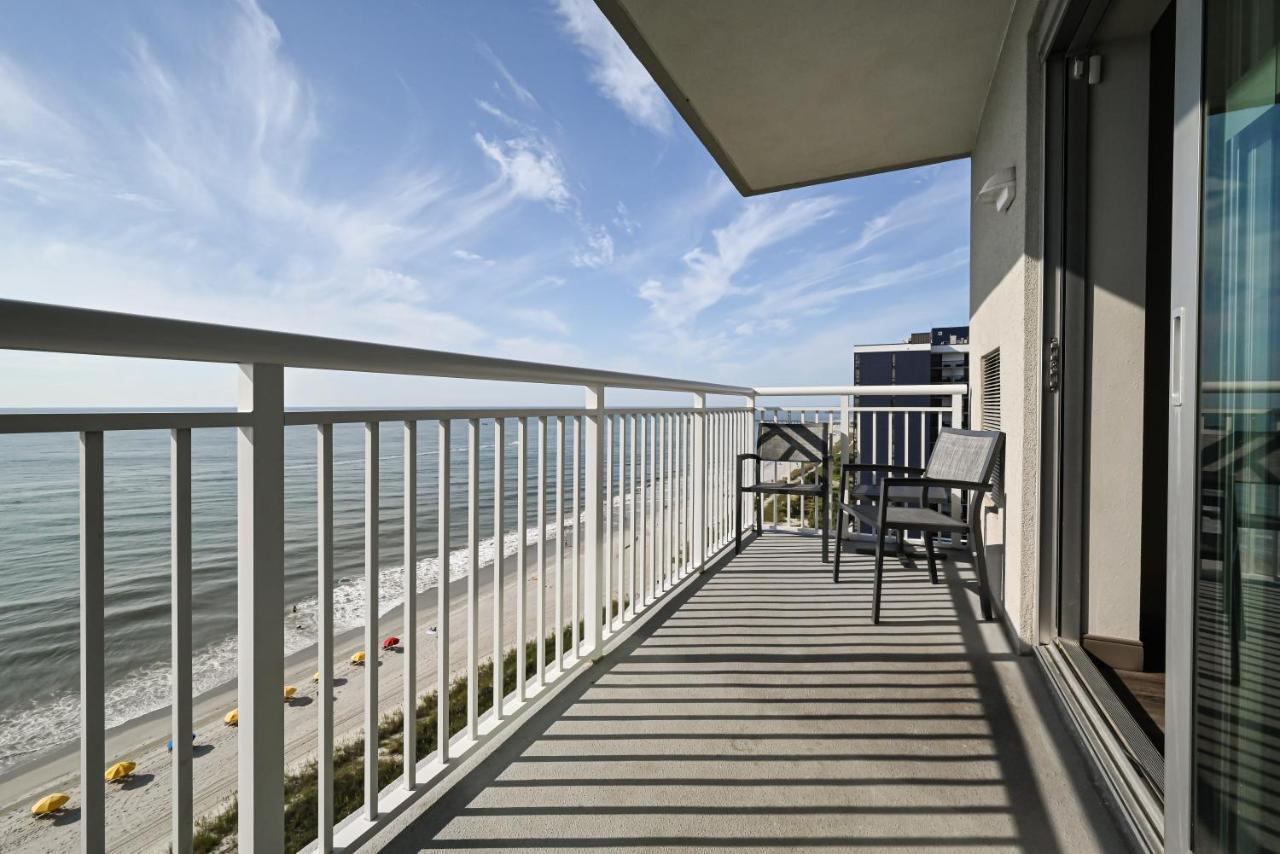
[{"left": 600, "top": 0, "right": 1016, "bottom": 195}]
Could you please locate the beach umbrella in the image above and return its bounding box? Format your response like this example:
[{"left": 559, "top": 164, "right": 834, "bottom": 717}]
[
  {"left": 283, "top": 685, "right": 297, "bottom": 701},
  {"left": 382, "top": 636, "right": 399, "bottom": 650},
  {"left": 351, "top": 651, "right": 366, "bottom": 665},
  {"left": 31, "top": 793, "right": 70, "bottom": 816},
  {"left": 104, "top": 761, "right": 136, "bottom": 782},
  {"left": 313, "top": 671, "right": 320, "bottom": 682},
  {"left": 224, "top": 708, "right": 239, "bottom": 726}
]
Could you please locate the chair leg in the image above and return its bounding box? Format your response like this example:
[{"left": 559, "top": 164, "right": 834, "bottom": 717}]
[
  {"left": 735, "top": 489, "right": 743, "bottom": 555},
  {"left": 872, "top": 527, "right": 887, "bottom": 624},
  {"left": 833, "top": 506, "right": 844, "bottom": 583},
  {"left": 821, "top": 493, "right": 830, "bottom": 563},
  {"left": 970, "top": 517, "right": 994, "bottom": 621},
  {"left": 924, "top": 533, "right": 939, "bottom": 584}
]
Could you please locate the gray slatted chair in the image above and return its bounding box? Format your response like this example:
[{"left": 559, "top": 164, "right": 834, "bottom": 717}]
[
  {"left": 736, "top": 422, "right": 831, "bottom": 562},
  {"left": 833, "top": 427, "right": 1004, "bottom": 624}
]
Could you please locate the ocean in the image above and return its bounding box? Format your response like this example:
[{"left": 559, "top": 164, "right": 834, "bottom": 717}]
[{"left": 0, "top": 417, "right": 605, "bottom": 773}]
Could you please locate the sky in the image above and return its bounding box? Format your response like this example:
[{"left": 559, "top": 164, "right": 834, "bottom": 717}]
[{"left": 0, "top": 0, "right": 970, "bottom": 408}]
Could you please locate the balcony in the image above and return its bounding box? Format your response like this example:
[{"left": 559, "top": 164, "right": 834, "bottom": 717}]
[{"left": 0, "top": 300, "right": 1123, "bottom": 853}]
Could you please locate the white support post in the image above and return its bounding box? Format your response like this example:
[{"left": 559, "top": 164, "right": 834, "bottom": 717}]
[
  {"left": 402, "top": 420, "right": 417, "bottom": 787},
  {"left": 693, "top": 393, "right": 706, "bottom": 570},
  {"left": 604, "top": 414, "right": 613, "bottom": 632},
  {"left": 536, "top": 418, "right": 547, "bottom": 686},
  {"left": 170, "top": 428, "right": 193, "bottom": 854},
  {"left": 80, "top": 430, "right": 104, "bottom": 854},
  {"left": 571, "top": 418, "right": 580, "bottom": 656},
  {"left": 363, "top": 421, "right": 379, "bottom": 821},
  {"left": 436, "top": 420, "right": 451, "bottom": 763},
  {"left": 554, "top": 418, "right": 565, "bottom": 664},
  {"left": 492, "top": 417, "right": 505, "bottom": 719},
  {"left": 236, "top": 363, "right": 285, "bottom": 852},
  {"left": 466, "top": 418, "right": 479, "bottom": 739},
  {"left": 316, "top": 424, "right": 334, "bottom": 851},
  {"left": 584, "top": 385, "right": 604, "bottom": 658},
  {"left": 516, "top": 418, "right": 528, "bottom": 702}
]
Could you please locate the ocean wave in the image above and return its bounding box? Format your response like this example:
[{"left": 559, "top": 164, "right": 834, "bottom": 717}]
[{"left": 0, "top": 504, "right": 603, "bottom": 773}]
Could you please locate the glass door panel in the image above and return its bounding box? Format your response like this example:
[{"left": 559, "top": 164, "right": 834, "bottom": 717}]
[{"left": 1194, "top": 2, "right": 1280, "bottom": 851}]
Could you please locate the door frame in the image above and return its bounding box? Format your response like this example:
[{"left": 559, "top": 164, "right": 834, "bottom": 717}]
[{"left": 1164, "top": 0, "right": 1204, "bottom": 850}]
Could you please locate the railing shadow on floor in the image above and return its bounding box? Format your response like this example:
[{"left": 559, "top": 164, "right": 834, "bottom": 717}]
[{"left": 375, "top": 532, "right": 1129, "bottom": 853}]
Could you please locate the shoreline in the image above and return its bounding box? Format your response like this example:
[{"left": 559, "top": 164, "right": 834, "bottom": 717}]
[{"left": 0, "top": 529, "right": 593, "bottom": 853}]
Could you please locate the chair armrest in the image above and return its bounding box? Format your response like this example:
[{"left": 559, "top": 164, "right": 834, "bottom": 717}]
[
  {"left": 842, "top": 463, "right": 925, "bottom": 477},
  {"left": 880, "top": 476, "right": 990, "bottom": 494},
  {"left": 736, "top": 453, "right": 762, "bottom": 463}
]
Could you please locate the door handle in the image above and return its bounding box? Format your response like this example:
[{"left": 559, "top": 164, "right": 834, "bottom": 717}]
[{"left": 1171, "top": 307, "right": 1185, "bottom": 407}]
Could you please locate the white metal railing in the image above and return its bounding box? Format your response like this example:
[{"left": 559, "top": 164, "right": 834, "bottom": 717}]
[
  {"left": 0, "top": 300, "right": 970, "bottom": 853},
  {"left": 0, "top": 300, "right": 757, "bottom": 854}
]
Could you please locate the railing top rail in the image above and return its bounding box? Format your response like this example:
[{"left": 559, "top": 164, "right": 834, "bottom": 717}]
[
  {"left": 754, "top": 384, "right": 968, "bottom": 397},
  {"left": 0, "top": 299, "right": 754, "bottom": 396}
]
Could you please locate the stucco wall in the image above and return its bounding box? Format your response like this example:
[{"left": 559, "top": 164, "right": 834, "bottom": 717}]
[{"left": 968, "top": 0, "right": 1044, "bottom": 649}]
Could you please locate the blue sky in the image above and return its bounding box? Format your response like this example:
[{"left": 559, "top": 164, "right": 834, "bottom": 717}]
[{"left": 0, "top": 0, "right": 969, "bottom": 407}]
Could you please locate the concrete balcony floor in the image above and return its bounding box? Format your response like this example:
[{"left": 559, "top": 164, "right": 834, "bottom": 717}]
[{"left": 377, "top": 533, "right": 1129, "bottom": 853}]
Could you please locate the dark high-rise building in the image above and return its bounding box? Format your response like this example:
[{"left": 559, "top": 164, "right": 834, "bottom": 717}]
[{"left": 851, "top": 326, "right": 969, "bottom": 469}]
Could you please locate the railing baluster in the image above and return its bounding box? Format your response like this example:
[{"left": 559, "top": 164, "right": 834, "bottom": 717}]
[
  {"left": 604, "top": 413, "right": 613, "bottom": 630},
  {"left": 656, "top": 412, "right": 665, "bottom": 593},
  {"left": 170, "top": 427, "right": 192, "bottom": 853},
  {"left": 584, "top": 385, "right": 603, "bottom": 656},
  {"left": 615, "top": 415, "right": 625, "bottom": 625},
  {"left": 403, "top": 421, "right": 417, "bottom": 787},
  {"left": 516, "top": 418, "right": 528, "bottom": 702},
  {"left": 666, "top": 413, "right": 674, "bottom": 589},
  {"left": 693, "top": 394, "right": 706, "bottom": 568},
  {"left": 80, "top": 430, "right": 104, "bottom": 854},
  {"left": 536, "top": 417, "right": 547, "bottom": 688},
  {"left": 554, "top": 417, "right": 565, "bottom": 665},
  {"left": 466, "top": 418, "right": 480, "bottom": 739},
  {"left": 648, "top": 413, "right": 657, "bottom": 600},
  {"left": 638, "top": 414, "right": 648, "bottom": 606},
  {"left": 436, "top": 420, "right": 451, "bottom": 764},
  {"left": 316, "top": 424, "right": 334, "bottom": 850},
  {"left": 363, "top": 421, "right": 379, "bottom": 820},
  {"left": 571, "top": 416, "right": 580, "bottom": 657},
  {"left": 628, "top": 414, "right": 637, "bottom": 614},
  {"left": 492, "top": 417, "right": 504, "bottom": 720},
  {"left": 236, "top": 363, "right": 285, "bottom": 851}
]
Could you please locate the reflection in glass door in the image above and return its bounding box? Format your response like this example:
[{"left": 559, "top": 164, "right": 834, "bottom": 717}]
[{"left": 1194, "top": 1, "right": 1280, "bottom": 851}]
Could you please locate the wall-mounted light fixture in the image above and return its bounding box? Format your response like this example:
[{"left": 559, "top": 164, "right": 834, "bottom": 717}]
[{"left": 977, "top": 166, "right": 1016, "bottom": 213}]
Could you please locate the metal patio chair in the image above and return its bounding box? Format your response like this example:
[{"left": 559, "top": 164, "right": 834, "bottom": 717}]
[
  {"left": 736, "top": 421, "right": 831, "bottom": 562},
  {"left": 833, "top": 427, "right": 1004, "bottom": 624}
]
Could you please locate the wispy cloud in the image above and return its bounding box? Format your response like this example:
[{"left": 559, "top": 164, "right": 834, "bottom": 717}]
[
  {"left": 571, "top": 225, "right": 614, "bottom": 268},
  {"left": 452, "top": 248, "right": 495, "bottom": 265},
  {"left": 474, "top": 131, "right": 571, "bottom": 209},
  {"left": 510, "top": 306, "right": 569, "bottom": 336},
  {"left": 637, "top": 195, "right": 840, "bottom": 325},
  {"left": 476, "top": 40, "right": 539, "bottom": 109},
  {"left": 552, "top": 0, "right": 671, "bottom": 135}
]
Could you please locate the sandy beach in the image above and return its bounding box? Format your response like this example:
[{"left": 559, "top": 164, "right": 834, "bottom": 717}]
[{"left": 0, "top": 530, "right": 604, "bottom": 853}]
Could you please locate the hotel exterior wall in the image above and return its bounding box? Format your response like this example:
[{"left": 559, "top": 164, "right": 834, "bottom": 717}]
[{"left": 968, "top": 0, "right": 1046, "bottom": 649}]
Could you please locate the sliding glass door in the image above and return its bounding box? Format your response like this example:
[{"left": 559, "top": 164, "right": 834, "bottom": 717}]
[{"left": 1190, "top": 1, "right": 1280, "bottom": 850}]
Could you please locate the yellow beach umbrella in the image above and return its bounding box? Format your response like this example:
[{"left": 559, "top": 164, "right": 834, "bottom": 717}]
[
  {"left": 283, "top": 685, "right": 297, "bottom": 701},
  {"left": 104, "top": 761, "right": 135, "bottom": 782},
  {"left": 31, "top": 793, "right": 70, "bottom": 816},
  {"left": 224, "top": 708, "right": 239, "bottom": 726},
  {"left": 312, "top": 671, "right": 320, "bottom": 682},
  {"left": 351, "top": 651, "right": 366, "bottom": 665}
]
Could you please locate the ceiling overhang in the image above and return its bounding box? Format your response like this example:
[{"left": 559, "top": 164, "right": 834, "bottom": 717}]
[{"left": 597, "top": 0, "right": 1016, "bottom": 195}]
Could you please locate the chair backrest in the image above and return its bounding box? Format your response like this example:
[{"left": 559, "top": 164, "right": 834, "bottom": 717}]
[
  {"left": 756, "top": 421, "right": 829, "bottom": 463},
  {"left": 924, "top": 428, "right": 1004, "bottom": 486}
]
